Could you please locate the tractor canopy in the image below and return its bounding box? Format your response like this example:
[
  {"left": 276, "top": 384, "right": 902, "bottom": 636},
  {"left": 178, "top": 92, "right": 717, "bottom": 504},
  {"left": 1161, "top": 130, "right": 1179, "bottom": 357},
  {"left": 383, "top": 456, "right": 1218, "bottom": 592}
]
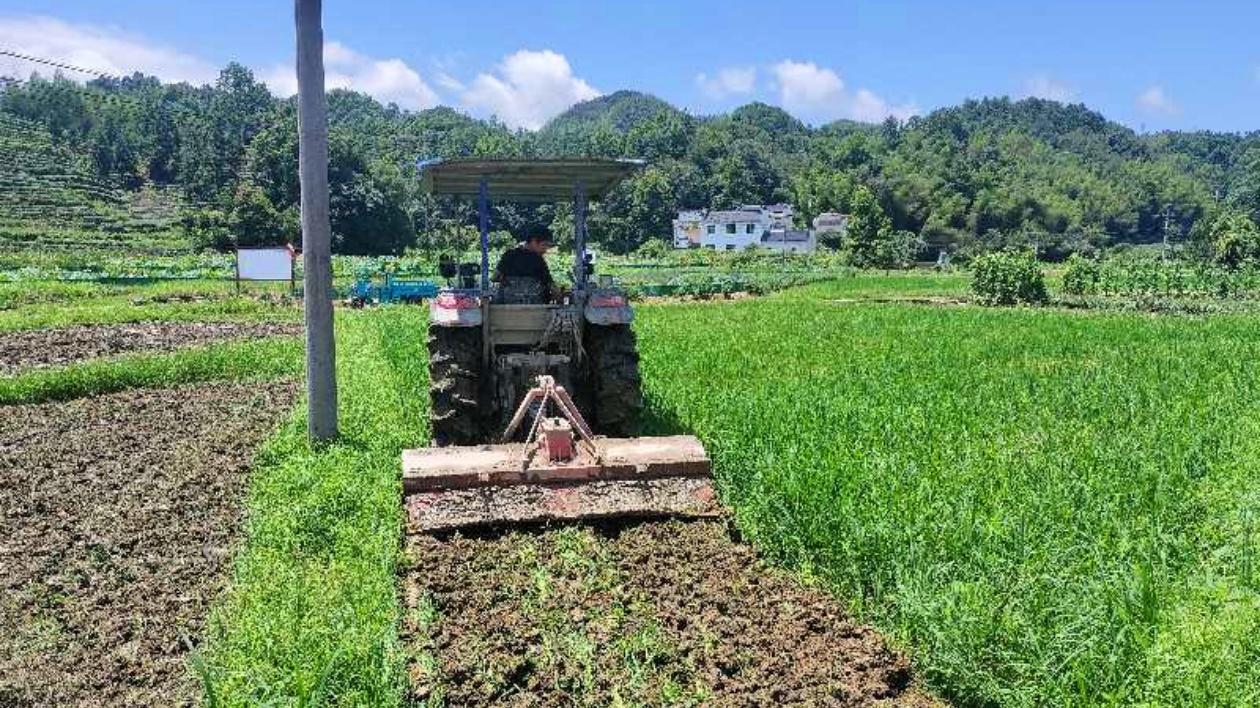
[{"left": 417, "top": 157, "right": 644, "bottom": 202}]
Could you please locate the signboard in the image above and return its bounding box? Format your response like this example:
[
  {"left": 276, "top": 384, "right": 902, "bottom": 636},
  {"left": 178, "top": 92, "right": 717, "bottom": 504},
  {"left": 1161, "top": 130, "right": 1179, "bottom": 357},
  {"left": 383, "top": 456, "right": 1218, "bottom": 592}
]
[
  {"left": 237, "top": 247, "right": 293, "bottom": 280},
  {"left": 235, "top": 246, "right": 296, "bottom": 293}
]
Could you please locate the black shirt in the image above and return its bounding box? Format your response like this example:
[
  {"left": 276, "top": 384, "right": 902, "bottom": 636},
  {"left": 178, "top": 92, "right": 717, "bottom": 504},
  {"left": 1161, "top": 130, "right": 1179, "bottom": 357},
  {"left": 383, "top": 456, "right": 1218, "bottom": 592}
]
[{"left": 493, "top": 245, "right": 554, "bottom": 290}]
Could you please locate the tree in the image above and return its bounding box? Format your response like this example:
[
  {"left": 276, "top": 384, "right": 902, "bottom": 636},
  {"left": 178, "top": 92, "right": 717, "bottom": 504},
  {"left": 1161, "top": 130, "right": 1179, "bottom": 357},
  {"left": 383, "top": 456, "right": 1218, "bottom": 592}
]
[
  {"left": 875, "top": 230, "right": 926, "bottom": 271},
  {"left": 2, "top": 70, "right": 1249, "bottom": 261},
  {"left": 791, "top": 167, "right": 856, "bottom": 226},
  {"left": 1208, "top": 212, "right": 1260, "bottom": 268},
  {"left": 1233, "top": 144, "right": 1260, "bottom": 223},
  {"left": 3, "top": 75, "right": 91, "bottom": 142},
  {"left": 711, "top": 141, "right": 781, "bottom": 208},
  {"left": 625, "top": 168, "right": 676, "bottom": 248},
  {"left": 229, "top": 181, "right": 289, "bottom": 246},
  {"left": 177, "top": 116, "right": 228, "bottom": 201},
  {"left": 842, "top": 185, "right": 893, "bottom": 268},
  {"left": 88, "top": 106, "right": 140, "bottom": 180},
  {"left": 211, "top": 62, "right": 275, "bottom": 173},
  {"left": 626, "top": 110, "right": 694, "bottom": 160},
  {"left": 244, "top": 109, "right": 300, "bottom": 206}
]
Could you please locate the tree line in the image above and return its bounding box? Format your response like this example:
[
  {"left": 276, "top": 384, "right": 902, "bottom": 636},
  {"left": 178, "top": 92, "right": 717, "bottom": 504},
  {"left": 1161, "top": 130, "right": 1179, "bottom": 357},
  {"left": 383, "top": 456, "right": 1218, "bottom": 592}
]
[{"left": 2, "top": 64, "right": 1258, "bottom": 263}]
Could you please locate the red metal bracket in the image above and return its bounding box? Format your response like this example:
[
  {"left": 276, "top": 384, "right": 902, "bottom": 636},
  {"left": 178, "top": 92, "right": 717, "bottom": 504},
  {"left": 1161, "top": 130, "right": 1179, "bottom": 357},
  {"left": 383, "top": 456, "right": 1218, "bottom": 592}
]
[{"left": 501, "top": 375, "right": 600, "bottom": 467}]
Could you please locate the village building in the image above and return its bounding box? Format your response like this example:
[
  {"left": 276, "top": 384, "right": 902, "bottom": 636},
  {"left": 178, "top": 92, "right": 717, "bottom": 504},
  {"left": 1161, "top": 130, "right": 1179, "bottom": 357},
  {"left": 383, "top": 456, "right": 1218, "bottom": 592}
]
[
  {"left": 699, "top": 209, "right": 770, "bottom": 250},
  {"left": 762, "top": 229, "right": 816, "bottom": 254},
  {"left": 672, "top": 203, "right": 838, "bottom": 254},
  {"left": 671, "top": 209, "right": 707, "bottom": 248},
  {"left": 812, "top": 212, "right": 850, "bottom": 237}
]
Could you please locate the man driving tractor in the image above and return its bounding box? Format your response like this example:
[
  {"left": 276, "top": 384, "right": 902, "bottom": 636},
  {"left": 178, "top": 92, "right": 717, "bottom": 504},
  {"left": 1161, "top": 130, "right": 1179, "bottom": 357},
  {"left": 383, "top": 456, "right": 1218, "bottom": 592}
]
[{"left": 493, "top": 228, "right": 561, "bottom": 303}]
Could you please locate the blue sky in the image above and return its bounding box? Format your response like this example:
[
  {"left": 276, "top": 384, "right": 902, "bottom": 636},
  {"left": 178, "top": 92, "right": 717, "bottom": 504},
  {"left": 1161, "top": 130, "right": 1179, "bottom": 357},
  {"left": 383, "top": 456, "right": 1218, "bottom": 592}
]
[{"left": 1, "top": 0, "right": 1257, "bottom": 132}]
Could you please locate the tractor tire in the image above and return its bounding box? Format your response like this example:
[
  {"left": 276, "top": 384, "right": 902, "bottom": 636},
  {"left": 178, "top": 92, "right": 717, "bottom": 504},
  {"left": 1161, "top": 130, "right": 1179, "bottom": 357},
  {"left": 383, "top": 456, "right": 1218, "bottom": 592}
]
[
  {"left": 428, "top": 325, "right": 484, "bottom": 446},
  {"left": 585, "top": 324, "right": 644, "bottom": 437}
]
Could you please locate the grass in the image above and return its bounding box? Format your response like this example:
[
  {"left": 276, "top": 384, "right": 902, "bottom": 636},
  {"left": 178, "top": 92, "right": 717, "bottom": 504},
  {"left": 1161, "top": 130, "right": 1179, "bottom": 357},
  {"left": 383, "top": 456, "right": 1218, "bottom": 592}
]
[
  {"left": 0, "top": 290, "right": 300, "bottom": 332},
  {"left": 774, "top": 270, "right": 971, "bottom": 301},
  {"left": 636, "top": 299, "right": 1260, "bottom": 706},
  {"left": 196, "top": 307, "right": 426, "bottom": 706},
  {"left": 0, "top": 278, "right": 295, "bottom": 310},
  {"left": 0, "top": 336, "right": 303, "bottom": 404}
]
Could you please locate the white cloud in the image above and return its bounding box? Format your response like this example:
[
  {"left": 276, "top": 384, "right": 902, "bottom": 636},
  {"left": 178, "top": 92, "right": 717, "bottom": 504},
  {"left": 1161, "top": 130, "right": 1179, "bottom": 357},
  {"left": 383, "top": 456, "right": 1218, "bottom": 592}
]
[
  {"left": 460, "top": 49, "right": 599, "bottom": 130},
  {"left": 435, "top": 71, "right": 465, "bottom": 93},
  {"left": 695, "top": 66, "right": 756, "bottom": 99},
  {"left": 770, "top": 60, "right": 917, "bottom": 123},
  {"left": 0, "top": 14, "right": 217, "bottom": 84},
  {"left": 1024, "top": 75, "right": 1076, "bottom": 102},
  {"left": 262, "top": 41, "right": 439, "bottom": 110},
  {"left": 773, "top": 60, "right": 845, "bottom": 105},
  {"left": 1136, "top": 85, "right": 1180, "bottom": 116}
]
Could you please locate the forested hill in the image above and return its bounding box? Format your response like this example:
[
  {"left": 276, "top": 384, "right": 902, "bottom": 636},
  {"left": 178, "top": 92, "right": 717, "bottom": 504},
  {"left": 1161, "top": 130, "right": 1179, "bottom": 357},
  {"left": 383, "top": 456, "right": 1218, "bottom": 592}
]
[{"left": 1, "top": 64, "right": 1257, "bottom": 257}]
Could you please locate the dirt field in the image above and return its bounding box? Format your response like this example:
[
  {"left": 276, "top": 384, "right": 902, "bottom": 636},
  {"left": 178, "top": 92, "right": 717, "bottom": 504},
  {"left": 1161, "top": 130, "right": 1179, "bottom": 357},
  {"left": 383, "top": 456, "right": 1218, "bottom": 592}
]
[
  {"left": 0, "top": 321, "right": 301, "bottom": 374},
  {"left": 0, "top": 380, "right": 297, "bottom": 706},
  {"left": 402, "top": 520, "right": 938, "bottom": 707}
]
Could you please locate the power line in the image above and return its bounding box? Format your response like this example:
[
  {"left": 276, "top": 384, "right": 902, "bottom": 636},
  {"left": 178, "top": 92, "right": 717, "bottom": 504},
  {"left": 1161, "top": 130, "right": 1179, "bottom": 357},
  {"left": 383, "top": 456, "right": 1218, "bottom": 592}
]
[{"left": 0, "top": 48, "right": 121, "bottom": 81}]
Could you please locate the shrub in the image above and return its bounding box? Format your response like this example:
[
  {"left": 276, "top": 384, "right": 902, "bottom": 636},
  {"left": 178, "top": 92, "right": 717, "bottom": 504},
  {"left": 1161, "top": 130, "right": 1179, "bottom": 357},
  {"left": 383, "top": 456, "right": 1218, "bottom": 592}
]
[
  {"left": 970, "top": 249, "right": 1048, "bottom": 306},
  {"left": 181, "top": 207, "right": 234, "bottom": 252},
  {"left": 1209, "top": 212, "right": 1260, "bottom": 269},
  {"left": 633, "top": 238, "right": 670, "bottom": 260},
  {"left": 1061, "top": 253, "right": 1101, "bottom": 296}
]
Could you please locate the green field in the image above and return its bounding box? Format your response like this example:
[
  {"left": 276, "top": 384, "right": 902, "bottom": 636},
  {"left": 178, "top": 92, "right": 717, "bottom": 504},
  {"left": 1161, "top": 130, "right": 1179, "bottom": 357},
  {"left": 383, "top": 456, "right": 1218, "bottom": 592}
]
[
  {"left": 4, "top": 273, "right": 1259, "bottom": 706},
  {"left": 638, "top": 295, "right": 1260, "bottom": 706}
]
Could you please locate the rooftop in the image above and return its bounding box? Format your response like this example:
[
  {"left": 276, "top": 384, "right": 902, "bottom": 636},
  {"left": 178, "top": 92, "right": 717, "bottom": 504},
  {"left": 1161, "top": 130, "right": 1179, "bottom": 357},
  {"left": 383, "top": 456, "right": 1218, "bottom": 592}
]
[
  {"left": 814, "top": 212, "right": 849, "bottom": 224},
  {"left": 705, "top": 210, "right": 763, "bottom": 224}
]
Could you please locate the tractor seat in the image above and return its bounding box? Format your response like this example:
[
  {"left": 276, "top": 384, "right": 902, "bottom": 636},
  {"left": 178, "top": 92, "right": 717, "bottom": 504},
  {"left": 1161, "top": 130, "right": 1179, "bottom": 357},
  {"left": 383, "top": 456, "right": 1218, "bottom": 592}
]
[{"left": 496, "top": 277, "right": 546, "bottom": 305}]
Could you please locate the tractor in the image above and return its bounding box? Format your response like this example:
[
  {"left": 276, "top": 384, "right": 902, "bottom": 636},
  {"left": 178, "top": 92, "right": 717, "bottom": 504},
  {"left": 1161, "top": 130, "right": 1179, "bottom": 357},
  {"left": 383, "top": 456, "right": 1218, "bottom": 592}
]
[{"left": 402, "top": 158, "right": 714, "bottom": 532}]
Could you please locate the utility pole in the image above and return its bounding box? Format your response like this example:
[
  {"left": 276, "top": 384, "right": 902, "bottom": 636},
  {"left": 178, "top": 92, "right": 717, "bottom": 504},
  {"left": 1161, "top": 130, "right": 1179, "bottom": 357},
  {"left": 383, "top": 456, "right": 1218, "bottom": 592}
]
[
  {"left": 295, "top": 0, "right": 338, "bottom": 441},
  {"left": 1161, "top": 205, "right": 1173, "bottom": 259}
]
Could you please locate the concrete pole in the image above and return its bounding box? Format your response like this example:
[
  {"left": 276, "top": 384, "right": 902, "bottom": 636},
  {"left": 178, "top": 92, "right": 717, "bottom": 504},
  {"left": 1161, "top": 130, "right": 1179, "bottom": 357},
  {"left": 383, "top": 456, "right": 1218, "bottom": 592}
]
[{"left": 295, "top": 0, "right": 338, "bottom": 441}]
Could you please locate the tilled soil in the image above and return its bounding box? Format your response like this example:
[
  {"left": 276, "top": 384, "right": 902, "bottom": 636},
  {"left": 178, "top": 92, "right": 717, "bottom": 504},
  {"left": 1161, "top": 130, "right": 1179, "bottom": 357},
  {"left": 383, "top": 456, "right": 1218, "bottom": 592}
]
[
  {"left": 402, "top": 520, "right": 938, "bottom": 707},
  {"left": 0, "top": 380, "right": 298, "bottom": 707},
  {"left": 0, "top": 321, "right": 302, "bottom": 374}
]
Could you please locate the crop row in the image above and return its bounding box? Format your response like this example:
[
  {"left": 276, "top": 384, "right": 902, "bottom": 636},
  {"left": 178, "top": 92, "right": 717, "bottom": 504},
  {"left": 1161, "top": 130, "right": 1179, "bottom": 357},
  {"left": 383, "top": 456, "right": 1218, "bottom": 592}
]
[{"left": 1063, "top": 256, "right": 1260, "bottom": 300}]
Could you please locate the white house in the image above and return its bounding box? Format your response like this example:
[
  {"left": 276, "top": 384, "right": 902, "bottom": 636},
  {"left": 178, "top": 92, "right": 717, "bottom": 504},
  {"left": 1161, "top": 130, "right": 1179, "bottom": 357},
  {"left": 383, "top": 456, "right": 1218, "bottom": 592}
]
[
  {"left": 673, "top": 206, "right": 776, "bottom": 251},
  {"left": 700, "top": 209, "right": 770, "bottom": 250},
  {"left": 671, "top": 204, "right": 834, "bottom": 254}
]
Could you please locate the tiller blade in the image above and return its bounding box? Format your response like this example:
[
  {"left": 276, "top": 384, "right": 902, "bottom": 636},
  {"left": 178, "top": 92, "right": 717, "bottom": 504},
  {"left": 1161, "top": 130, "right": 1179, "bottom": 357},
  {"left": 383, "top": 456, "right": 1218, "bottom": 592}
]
[{"left": 403, "top": 376, "right": 717, "bottom": 532}]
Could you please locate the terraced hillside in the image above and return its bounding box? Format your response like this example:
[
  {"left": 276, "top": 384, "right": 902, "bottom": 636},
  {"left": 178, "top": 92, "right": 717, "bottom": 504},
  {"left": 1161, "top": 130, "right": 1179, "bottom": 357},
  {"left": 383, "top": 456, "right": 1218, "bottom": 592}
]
[{"left": 0, "top": 113, "right": 190, "bottom": 254}]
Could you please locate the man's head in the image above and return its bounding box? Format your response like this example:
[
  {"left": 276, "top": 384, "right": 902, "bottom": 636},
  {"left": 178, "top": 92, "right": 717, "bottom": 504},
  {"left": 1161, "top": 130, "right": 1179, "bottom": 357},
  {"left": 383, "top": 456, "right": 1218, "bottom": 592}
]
[{"left": 520, "top": 229, "right": 552, "bottom": 255}]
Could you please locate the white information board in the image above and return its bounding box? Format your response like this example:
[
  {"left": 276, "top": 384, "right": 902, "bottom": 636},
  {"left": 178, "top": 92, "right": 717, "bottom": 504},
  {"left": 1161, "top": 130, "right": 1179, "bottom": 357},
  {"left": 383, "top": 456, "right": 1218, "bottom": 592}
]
[{"left": 237, "top": 247, "right": 293, "bottom": 281}]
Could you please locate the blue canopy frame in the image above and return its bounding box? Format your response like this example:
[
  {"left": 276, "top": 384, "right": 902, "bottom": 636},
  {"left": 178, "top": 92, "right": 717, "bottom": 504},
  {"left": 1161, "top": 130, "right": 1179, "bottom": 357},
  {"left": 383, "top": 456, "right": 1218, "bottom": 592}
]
[{"left": 417, "top": 158, "right": 644, "bottom": 291}]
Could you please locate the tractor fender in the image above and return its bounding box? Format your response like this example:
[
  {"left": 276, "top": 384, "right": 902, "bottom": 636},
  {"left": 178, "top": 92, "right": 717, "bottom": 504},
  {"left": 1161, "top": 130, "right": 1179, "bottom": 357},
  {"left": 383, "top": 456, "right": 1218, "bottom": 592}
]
[
  {"left": 429, "top": 290, "right": 482, "bottom": 327},
  {"left": 583, "top": 290, "right": 634, "bottom": 326}
]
